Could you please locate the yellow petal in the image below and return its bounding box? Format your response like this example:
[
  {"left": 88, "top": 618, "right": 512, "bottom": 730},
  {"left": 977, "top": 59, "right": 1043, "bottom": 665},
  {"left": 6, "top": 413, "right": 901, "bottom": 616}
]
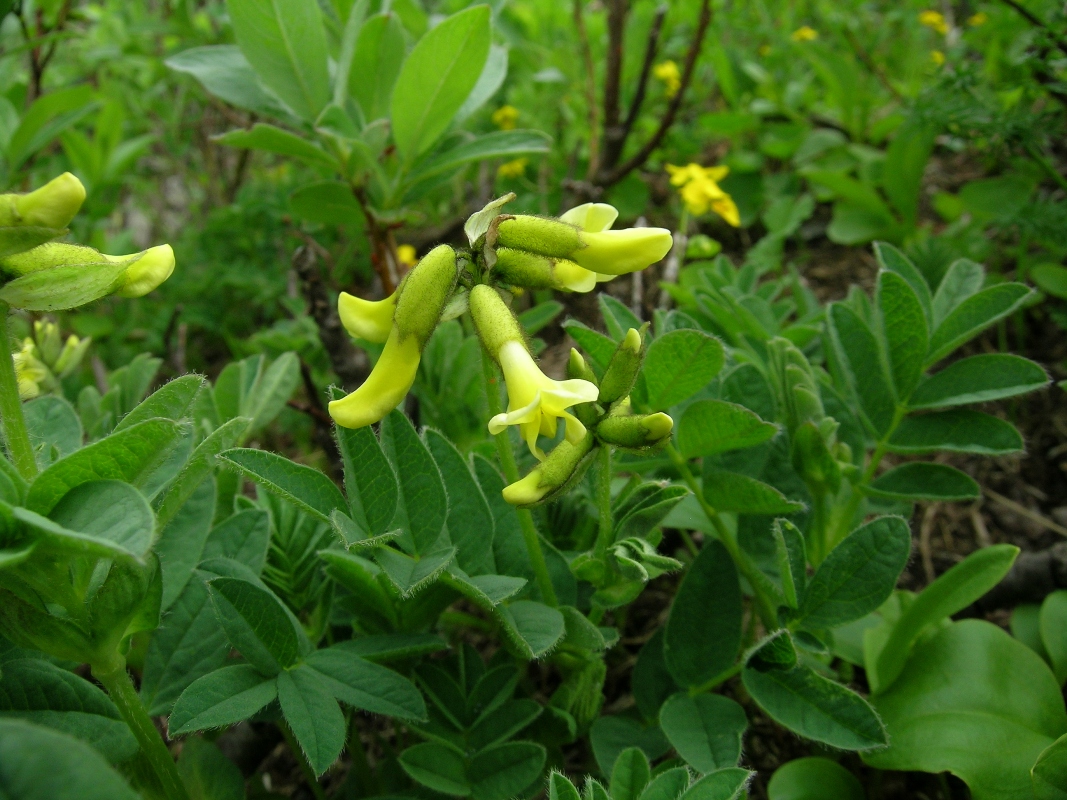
[
  {"left": 559, "top": 203, "right": 619, "bottom": 232},
  {"left": 115, "top": 245, "right": 176, "bottom": 298},
  {"left": 328, "top": 329, "right": 420, "bottom": 428},
  {"left": 338, "top": 291, "right": 396, "bottom": 343},
  {"left": 502, "top": 469, "right": 549, "bottom": 505},
  {"left": 572, "top": 228, "right": 673, "bottom": 275}
]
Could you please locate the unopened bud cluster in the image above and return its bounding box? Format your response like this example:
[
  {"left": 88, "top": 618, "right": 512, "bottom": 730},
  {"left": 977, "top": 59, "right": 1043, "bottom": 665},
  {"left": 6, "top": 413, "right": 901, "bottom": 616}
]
[
  {"left": 12, "top": 319, "right": 91, "bottom": 399},
  {"left": 0, "top": 173, "right": 176, "bottom": 310},
  {"left": 329, "top": 196, "right": 676, "bottom": 506}
]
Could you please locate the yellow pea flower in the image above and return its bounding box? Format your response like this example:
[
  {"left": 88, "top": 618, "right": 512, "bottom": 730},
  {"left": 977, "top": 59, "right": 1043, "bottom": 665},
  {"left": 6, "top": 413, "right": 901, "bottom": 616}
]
[
  {"left": 338, "top": 291, "right": 397, "bottom": 343},
  {"left": 497, "top": 158, "right": 529, "bottom": 179},
  {"left": 396, "top": 244, "right": 418, "bottom": 268},
  {"left": 115, "top": 245, "right": 176, "bottom": 298},
  {"left": 0, "top": 172, "right": 85, "bottom": 229},
  {"left": 492, "top": 105, "right": 520, "bottom": 131},
  {"left": 653, "top": 61, "right": 682, "bottom": 98},
  {"left": 665, "top": 163, "right": 740, "bottom": 226},
  {"left": 919, "top": 10, "right": 949, "bottom": 34},
  {"left": 791, "top": 26, "right": 818, "bottom": 42},
  {"left": 968, "top": 11, "right": 988, "bottom": 26},
  {"left": 502, "top": 431, "right": 595, "bottom": 507},
  {"left": 328, "top": 328, "right": 421, "bottom": 429}
]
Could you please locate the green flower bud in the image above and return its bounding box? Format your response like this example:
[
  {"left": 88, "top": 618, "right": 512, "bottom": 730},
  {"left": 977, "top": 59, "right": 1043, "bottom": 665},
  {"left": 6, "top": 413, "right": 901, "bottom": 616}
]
[
  {"left": 493, "top": 247, "right": 596, "bottom": 293},
  {"left": 502, "top": 431, "right": 596, "bottom": 507},
  {"left": 469, "top": 284, "right": 526, "bottom": 356},
  {"left": 115, "top": 245, "right": 175, "bottom": 297},
  {"left": 328, "top": 326, "right": 421, "bottom": 429},
  {"left": 567, "top": 348, "right": 597, "bottom": 384},
  {"left": 0, "top": 242, "right": 175, "bottom": 298},
  {"left": 34, "top": 320, "right": 62, "bottom": 365},
  {"left": 53, "top": 333, "right": 91, "bottom": 378},
  {"left": 392, "top": 244, "right": 458, "bottom": 347},
  {"left": 597, "top": 328, "right": 644, "bottom": 404},
  {"left": 0, "top": 173, "right": 85, "bottom": 229},
  {"left": 791, "top": 420, "right": 841, "bottom": 493},
  {"left": 338, "top": 290, "right": 397, "bottom": 343},
  {"left": 596, "top": 409, "right": 674, "bottom": 449},
  {"left": 496, "top": 215, "right": 583, "bottom": 258}
]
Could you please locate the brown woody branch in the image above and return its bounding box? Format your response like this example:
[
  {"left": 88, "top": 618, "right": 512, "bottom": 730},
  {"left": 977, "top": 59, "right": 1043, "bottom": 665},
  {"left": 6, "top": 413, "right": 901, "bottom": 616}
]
[
  {"left": 605, "top": 5, "right": 668, "bottom": 171},
  {"left": 574, "top": 0, "right": 601, "bottom": 181},
  {"left": 597, "top": 0, "right": 712, "bottom": 188}
]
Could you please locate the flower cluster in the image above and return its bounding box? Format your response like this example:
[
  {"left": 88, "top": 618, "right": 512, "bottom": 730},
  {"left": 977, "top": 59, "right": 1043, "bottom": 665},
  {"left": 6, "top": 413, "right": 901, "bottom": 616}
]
[
  {"left": 329, "top": 197, "right": 675, "bottom": 504},
  {"left": 0, "top": 173, "right": 175, "bottom": 311},
  {"left": 666, "top": 163, "right": 740, "bottom": 226},
  {"left": 919, "top": 10, "right": 949, "bottom": 34},
  {"left": 653, "top": 61, "right": 681, "bottom": 98},
  {"left": 12, "top": 319, "right": 90, "bottom": 399},
  {"left": 791, "top": 26, "right": 818, "bottom": 42}
]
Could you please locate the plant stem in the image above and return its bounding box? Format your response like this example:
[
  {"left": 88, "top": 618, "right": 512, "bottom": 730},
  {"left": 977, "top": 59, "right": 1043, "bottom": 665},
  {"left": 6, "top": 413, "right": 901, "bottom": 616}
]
[
  {"left": 688, "top": 661, "right": 743, "bottom": 696},
  {"left": 666, "top": 444, "right": 777, "bottom": 630},
  {"left": 281, "top": 722, "right": 327, "bottom": 800},
  {"left": 0, "top": 304, "right": 37, "bottom": 480},
  {"left": 92, "top": 659, "right": 189, "bottom": 800},
  {"left": 481, "top": 349, "right": 559, "bottom": 607},
  {"left": 593, "top": 445, "right": 614, "bottom": 560}
]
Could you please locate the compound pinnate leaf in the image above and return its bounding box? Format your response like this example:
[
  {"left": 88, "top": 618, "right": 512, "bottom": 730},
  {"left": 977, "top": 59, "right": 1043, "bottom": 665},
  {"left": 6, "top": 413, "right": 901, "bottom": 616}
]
[
  {"left": 909, "top": 354, "right": 1048, "bottom": 410},
  {"left": 828, "top": 303, "right": 895, "bottom": 436},
  {"left": 867, "top": 462, "right": 979, "bottom": 502},
  {"left": 334, "top": 413, "right": 398, "bottom": 538},
  {"left": 380, "top": 410, "right": 448, "bottom": 555},
  {"left": 640, "top": 330, "right": 725, "bottom": 411},
  {"left": 277, "top": 666, "right": 346, "bottom": 776},
  {"left": 169, "top": 664, "right": 278, "bottom": 735},
  {"left": 677, "top": 400, "right": 778, "bottom": 458},
  {"left": 400, "top": 742, "right": 471, "bottom": 796},
  {"left": 219, "top": 447, "right": 346, "bottom": 525},
  {"left": 878, "top": 270, "right": 928, "bottom": 399},
  {"left": 208, "top": 577, "right": 304, "bottom": 675},
  {"left": 888, "top": 409, "right": 1024, "bottom": 455},
  {"left": 305, "top": 646, "right": 426, "bottom": 719},
  {"left": 926, "top": 283, "right": 1034, "bottom": 365}
]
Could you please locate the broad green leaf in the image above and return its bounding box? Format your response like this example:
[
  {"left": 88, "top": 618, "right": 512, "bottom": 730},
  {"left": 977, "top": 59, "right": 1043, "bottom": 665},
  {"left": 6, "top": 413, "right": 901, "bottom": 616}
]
[
  {"left": 882, "top": 121, "right": 936, "bottom": 227},
  {"left": 177, "top": 737, "right": 245, "bottom": 800},
  {"left": 633, "top": 629, "right": 679, "bottom": 721},
  {"left": 637, "top": 767, "right": 689, "bottom": 800},
  {"left": 496, "top": 600, "right": 565, "bottom": 660},
  {"left": 305, "top": 645, "right": 426, "bottom": 719},
  {"left": 333, "top": 0, "right": 369, "bottom": 107},
  {"left": 590, "top": 717, "right": 671, "bottom": 776},
  {"left": 208, "top": 577, "right": 305, "bottom": 674},
  {"left": 155, "top": 477, "right": 216, "bottom": 610},
  {"left": 214, "top": 123, "right": 335, "bottom": 168},
  {"left": 878, "top": 271, "right": 927, "bottom": 399},
  {"left": 932, "top": 258, "right": 985, "bottom": 327},
  {"left": 888, "top": 409, "right": 1023, "bottom": 455},
  {"left": 873, "top": 242, "right": 933, "bottom": 323},
  {"left": 334, "top": 416, "right": 398, "bottom": 538},
  {"left": 766, "top": 757, "right": 864, "bottom": 800},
  {"left": 410, "top": 130, "right": 551, "bottom": 184},
  {"left": 349, "top": 13, "right": 405, "bottom": 122},
  {"left": 599, "top": 295, "right": 642, "bottom": 342},
  {"left": 426, "top": 430, "right": 494, "bottom": 575},
  {"left": 447, "top": 567, "right": 526, "bottom": 610},
  {"left": 114, "top": 375, "right": 204, "bottom": 433},
  {"left": 0, "top": 659, "right": 137, "bottom": 762},
  {"left": 677, "top": 400, "right": 778, "bottom": 458},
  {"left": 610, "top": 747, "right": 651, "bottom": 800},
  {"left": 289, "top": 180, "right": 363, "bottom": 225},
  {"left": 469, "top": 741, "right": 546, "bottom": 800},
  {"left": 659, "top": 693, "right": 747, "bottom": 774},
  {"left": 1040, "top": 591, "right": 1067, "bottom": 685},
  {"left": 334, "top": 633, "right": 447, "bottom": 662},
  {"left": 742, "top": 664, "right": 886, "bottom": 750},
  {"left": 169, "top": 664, "right": 278, "bottom": 735},
  {"left": 640, "top": 330, "right": 725, "bottom": 411},
  {"left": 828, "top": 303, "right": 895, "bottom": 435},
  {"left": 246, "top": 352, "right": 300, "bottom": 434},
  {"left": 517, "top": 300, "right": 564, "bottom": 335},
  {"left": 0, "top": 719, "right": 139, "bottom": 800},
  {"left": 678, "top": 768, "right": 752, "bottom": 800},
  {"left": 867, "top": 462, "right": 980, "bottom": 502},
  {"left": 664, "top": 541, "right": 742, "bottom": 688},
  {"left": 926, "top": 283, "right": 1034, "bottom": 365},
  {"left": 35, "top": 479, "right": 154, "bottom": 558},
  {"left": 201, "top": 509, "right": 271, "bottom": 573},
  {"left": 24, "top": 396, "right": 81, "bottom": 469},
  {"left": 391, "top": 6, "right": 491, "bottom": 161},
  {"left": 453, "top": 43, "right": 508, "bottom": 125},
  {"left": 400, "top": 742, "right": 470, "bottom": 795},
  {"left": 550, "top": 772, "right": 582, "bottom": 800},
  {"left": 376, "top": 544, "right": 455, "bottom": 597},
  {"left": 1033, "top": 734, "right": 1067, "bottom": 800},
  {"left": 798, "top": 516, "right": 911, "bottom": 629},
  {"left": 165, "top": 45, "right": 296, "bottom": 120},
  {"left": 872, "top": 544, "right": 1019, "bottom": 692},
  {"left": 909, "top": 354, "right": 1048, "bottom": 410},
  {"left": 277, "top": 667, "right": 345, "bottom": 776},
  {"left": 703, "top": 470, "right": 804, "bottom": 515},
  {"left": 154, "top": 417, "right": 250, "bottom": 529},
  {"left": 25, "top": 419, "right": 182, "bottom": 515},
  {"left": 227, "top": 0, "right": 330, "bottom": 120},
  {"left": 219, "top": 447, "right": 346, "bottom": 525},
  {"left": 380, "top": 411, "right": 447, "bottom": 554},
  {"left": 866, "top": 620, "right": 1067, "bottom": 800},
  {"left": 0, "top": 259, "right": 127, "bottom": 312},
  {"left": 141, "top": 573, "right": 229, "bottom": 715}
]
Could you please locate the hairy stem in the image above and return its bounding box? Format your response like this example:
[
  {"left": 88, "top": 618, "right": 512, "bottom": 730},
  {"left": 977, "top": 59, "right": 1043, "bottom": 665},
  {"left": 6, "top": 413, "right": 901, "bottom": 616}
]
[
  {"left": 481, "top": 349, "right": 559, "bottom": 607},
  {"left": 593, "top": 444, "right": 614, "bottom": 560},
  {"left": 280, "top": 722, "right": 327, "bottom": 800},
  {"left": 92, "top": 659, "right": 189, "bottom": 800},
  {"left": 0, "top": 305, "right": 38, "bottom": 480}
]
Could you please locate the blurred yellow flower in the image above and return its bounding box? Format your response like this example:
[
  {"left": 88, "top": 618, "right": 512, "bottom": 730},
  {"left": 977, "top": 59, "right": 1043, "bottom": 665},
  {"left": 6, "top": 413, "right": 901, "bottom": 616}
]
[
  {"left": 931, "top": 49, "right": 945, "bottom": 65},
  {"left": 396, "top": 244, "right": 418, "bottom": 268},
  {"left": 666, "top": 163, "right": 740, "bottom": 226},
  {"left": 497, "top": 158, "right": 529, "bottom": 179},
  {"left": 791, "top": 26, "right": 818, "bottom": 42},
  {"left": 653, "top": 60, "right": 681, "bottom": 98},
  {"left": 919, "top": 10, "right": 949, "bottom": 34},
  {"left": 492, "top": 105, "right": 519, "bottom": 130},
  {"left": 968, "top": 11, "right": 988, "bottom": 26}
]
